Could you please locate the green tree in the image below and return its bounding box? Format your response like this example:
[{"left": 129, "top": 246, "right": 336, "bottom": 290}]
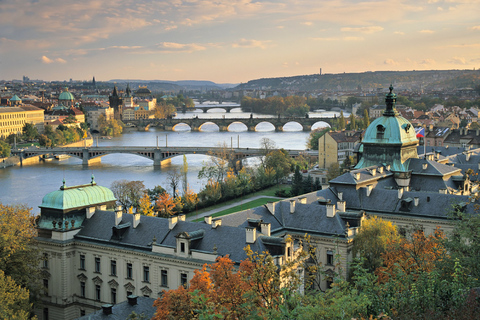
[
  {"left": 0, "top": 141, "right": 10, "bottom": 157},
  {"left": 0, "top": 270, "right": 31, "bottom": 320},
  {"left": 265, "top": 149, "right": 292, "bottom": 185},
  {"left": 181, "top": 155, "right": 188, "bottom": 195},
  {"left": 347, "top": 113, "right": 356, "bottom": 130},
  {"left": 198, "top": 143, "right": 231, "bottom": 184},
  {"left": 352, "top": 216, "right": 399, "bottom": 273},
  {"left": 338, "top": 111, "right": 345, "bottom": 130},
  {"left": 110, "top": 180, "right": 146, "bottom": 211},
  {"left": 307, "top": 128, "right": 329, "bottom": 150},
  {"left": 326, "top": 162, "right": 342, "bottom": 181},
  {"left": 363, "top": 109, "right": 370, "bottom": 128},
  {"left": 290, "top": 166, "right": 304, "bottom": 196},
  {"left": 22, "top": 123, "right": 38, "bottom": 141}
]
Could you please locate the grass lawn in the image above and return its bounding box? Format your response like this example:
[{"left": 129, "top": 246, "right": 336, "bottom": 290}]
[
  {"left": 192, "top": 197, "right": 280, "bottom": 222},
  {"left": 185, "top": 185, "right": 289, "bottom": 219}
]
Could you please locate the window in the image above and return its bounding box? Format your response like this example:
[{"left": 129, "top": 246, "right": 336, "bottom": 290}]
[
  {"left": 95, "top": 257, "right": 101, "bottom": 273},
  {"left": 143, "top": 266, "right": 150, "bottom": 283},
  {"left": 43, "top": 308, "right": 49, "bottom": 320},
  {"left": 80, "top": 282, "right": 86, "bottom": 298},
  {"left": 161, "top": 270, "right": 168, "bottom": 287},
  {"left": 180, "top": 273, "right": 188, "bottom": 287},
  {"left": 127, "top": 263, "right": 133, "bottom": 279},
  {"left": 43, "top": 279, "right": 49, "bottom": 296},
  {"left": 180, "top": 242, "right": 185, "bottom": 253},
  {"left": 127, "top": 291, "right": 133, "bottom": 297},
  {"left": 95, "top": 285, "right": 101, "bottom": 301},
  {"left": 111, "top": 288, "right": 117, "bottom": 304},
  {"left": 326, "top": 250, "right": 334, "bottom": 266},
  {"left": 43, "top": 253, "right": 48, "bottom": 268},
  {"left": 110, "top": 260, "right": 117, "bottom": 276},
  {"left": 80, "top": 310, "right": 85, "bottom": 317},
  {"left": 376, "top": 125, "right": 385, "bottom": 139},
  {"left": 80, "top": 255, "right": 86, "bottom": 270}
]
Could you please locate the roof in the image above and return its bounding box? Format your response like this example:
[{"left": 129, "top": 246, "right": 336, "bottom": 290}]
[
  {"left": 328, "top": 130, "right": 363, "bottom": 143},
  {"left": 40, "top": 178, "right": 116, "bottom": 210},
  {"left": 9, "top": 94, "right": 21, "bottom": 101},
  {"left": 59, "top": 87, "right": 75, "bottom": 101},
  {"left": 362, "top": 114, "right": 418, "bottom": 145},
  {"left": 76, "top": 296, "right": 156, "bottom": 320}
]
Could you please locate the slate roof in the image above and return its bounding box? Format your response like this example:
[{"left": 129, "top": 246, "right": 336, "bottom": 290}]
[{"left": 76, "top": 296, "right": 156, "bottom": 320}]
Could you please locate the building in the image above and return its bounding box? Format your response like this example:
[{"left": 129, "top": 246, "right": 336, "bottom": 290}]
[
  {"left": 77, "top": 295, "right": 156, "bottom": 319},
  {"left": 318, "top": 130, "right": 363, "bottom": 169},
  {"left": 0, "top": 105, "right": 45, "bottom": 138},
  {"left": 58, "top": 87, "right": 75, "bottom": 107},
  {"left": 109, "top": 87, "right": 123, "bottom": 121},
  {"left": 83, "top": 105, "right": 114, "bottom": 132},
  {"left": 36, "top": 177, "right": 296, "bottom": 320}
]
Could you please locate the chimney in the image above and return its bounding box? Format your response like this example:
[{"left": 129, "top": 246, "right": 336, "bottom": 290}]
[
  {"left": 115, "top": 206, "right": 122, "bottom": 226},
  {"left": 354, "top": 172, "right": 360, "bottom": 180},
  {"left": 466, "top": 153, "right": 471, "bottom": 161},
  {"left": 366, "top": 185, "right": 373, "bottom": 197},
  {"left": 326, "top": 204, "right": 336, "bottom": 218},
  {"left": 439, "top": 188, "right": 447, "bottom": 194},
  {"left": 290, "top": 199, "right": 296, "bottom": 214},
  {"left": 127, "top": 295, "right": 138, "bottom": 306},
  {"left": 86, "top": 207, "right": 95, "bottom": 219},
  {"left": 337, "top": 200, "right": 346, "bottom": 212},
  {"left": 378, "top": 166, "right": 384, "bottom": 174},
  {"left": 398, "top": 187, "right": 404, "bottom": 199},
  {"left": 179, "top": 214, "right": 186, "bottom": 222},
  {"left": 422, "top": 163, "right": 428, "bottom": 170},
  {"left": 476, "top": 129, "right": 479, "bottom": 136},
  {"left": 133, "top": 213, "right": 140, "bottom": 228},
  {"left": 204, "top": 216, "right": 212, "bottom": 224},
  {"left": 477, "top": 162, "right": 480, "bottom": 170},
  {"left": 261, "top": 222, "right": 271, "bottom": 236},
  {"left": 414, "top": 197, "right": 419, "bottom": 206},
  {"left": 169, "top": 216, "right": 178, "bottom": 230},
  {"left": 386, "top": 165, "right": 391, "bottom": 171},
  {"left": 246, "top": 227, "right": 256, "bottom": 243},
  {"left": 265, "top": 202, "right": 275, "bottom": 215},
  {"left": 102, "top": 304, "right": 113, "bottom": 315},
  {"left": 212, "top": 219, "right": 222, "bottom": 229},
  {"left": 298, "top": 197, "right": 307, "bottom": 204},
  {"left": 338, "top": 192, "right": 343, "bottom": 201},
  {"left": 371, "top": 168, "right": 376, "bottom": 176}
]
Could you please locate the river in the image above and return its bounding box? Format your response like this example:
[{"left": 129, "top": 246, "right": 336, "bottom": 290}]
[{"left": 0, "top": 105, "right": 348, "bottom": 213}]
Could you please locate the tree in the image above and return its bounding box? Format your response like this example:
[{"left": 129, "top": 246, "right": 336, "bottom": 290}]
[
  {"left": 166, "top": 169, "right": 181, "bottom": 198},
  {"left": 0, "top": 141, "right": 10, "bottom": 158},
  {"left": 363, "top": 109, "right": 370, "bottom": 128},
  {"left": 326, "top": 162, "right": 342, "bottom": 181},
  {"left": 307, "top": 128, "right": 329, "bottom": 150},
  {"left": 347, "top": 113, "right": 356, "bottom": 130},
  {"left": 259, "top": 137, "right": 277, "bottom": 169},
  {"left": 352, "top": 216, "right": 399, "bottom": 273},
  {"left": 0, "top": 270, "right": 31, "bottom": 320},
  {"left": 22, "top": 123, "right": 38, "bottom": 141},
  {"left": 338, "top": 111, "right": 345, "bottom": 130},
  {"left": 198, "top": 143, "right": 232, "bottom": 184},
  {"left": 0, "top": 203, "right": 41, "bottom": 315},
  {"left": 264, "top": 149, "right": 292, "bottom": 185},
  {"left": 147, "top": 185, "right": 166, "bottom": 203},
  {"left": 181, "top": 186, "right": 198, "bottom": 213},
  {"left": 110, "top": 180, "right": 146, "bottom": 211},
  {"left": 291, "top": 166, "right": 304, "bottom": 196},
  {"left": 138, "top": 193, "right": 154, "bottom": 216},
  {"left": 156, "top": 192, "right": 176, "bottom": 217},
  {"left": 181, "top": 155, "right": 188, "bottom": 195}
]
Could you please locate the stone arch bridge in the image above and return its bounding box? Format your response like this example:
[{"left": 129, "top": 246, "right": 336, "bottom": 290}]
[
  {"left": 12, "top": 146, "right": 317, "bottom": 168},
  {"left": 128, "top": 116, "right": 334, "bottom": 132}
]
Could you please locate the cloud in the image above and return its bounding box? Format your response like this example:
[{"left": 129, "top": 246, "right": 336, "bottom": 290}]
[
  {"left": 471, "top": 26, "right": 480, "bottom": 30},
  {"left": 302, "top": 22, "right": 313, "bottom": 26},
  {"left": 311, "top": 37, "right": 338, "bottom": 41},
  {"left": 384, "top": 59, "right": 399, "bottom": 66},
  {"left": 341, "top": 26, "right": 384, "bottom": 34},
  {"left": 419, "top": 29, "right": 435, "bottom": 34},
  {"left": 232, "top": 39, "right": 271, "bottom": 49},
  {"left": 156, "top": 42, "right": 206, "bottom": 53},
  {"left": 343, "top": 37, "right": 364, "bottom": 41},
  {"left": 394, "top": 31, "right": 405, "bottom": 35},
  {"left": 419, "top": 59, "right": 436, "bottom": 65},
  {"left": 41, "top": 56, "right": 66, "bottom": 64},
  {"left": 449, "top": 56, "right": 467, "bottom": 64}
]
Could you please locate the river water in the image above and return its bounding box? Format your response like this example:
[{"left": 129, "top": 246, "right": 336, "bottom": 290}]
[{"left": 0, "top": 105, "right": 347, "bottom": 213}]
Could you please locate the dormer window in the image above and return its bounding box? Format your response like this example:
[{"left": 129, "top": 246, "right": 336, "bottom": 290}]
[
  {"left": 180, "top": 242, "right": 185, "bottom": 253},
  {"left": 376, "top": 125, "right": 385, "bottom": 139}
]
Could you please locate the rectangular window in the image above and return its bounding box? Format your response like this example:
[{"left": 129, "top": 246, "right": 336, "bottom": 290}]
[
  {"left": 127, "top": 263, "right": 133, "bottom": 279},
  {"left": 95, "top": 285, "right": 101, "bottom": 301},
  {"left": 80, "top": 282, "right": 86, "bottom": 298},
  {"left": 180, "top": 273, "right": 188, "bottom": 287},
  {"left": 80, "top": 310, "right": 85, "bottom": 317},
  {"left": 180, "top": 242, "right": 185, "bottom": 253},
  {"left": 43, "top": 253, "right": 48, "bottom": 268},
  {"left": 143, "top": 266, "right": 150, "bottom": 283},
  {"left": 161, "top": 270, "right": 168, "bottom": 287},
  {"left": 326, "top": 250, "right": 334, "bottom": 266},
  {"left": 80, "top": 254, "right": 85, "bottom": 270},
  {"left": 95, "top": 257, "right": 101, "bottom": 273},
  {"left": 110, "top": 260, "right": 117, "bottom": 276},
  {"left": 43, "top": 308, "right": 49, "bottom": 320},
  {"left": 111, "top": 288, "right": 117, "bottom": 304},
  {"left": 43, "top": 279, "right": 49, "bottom": 296}
]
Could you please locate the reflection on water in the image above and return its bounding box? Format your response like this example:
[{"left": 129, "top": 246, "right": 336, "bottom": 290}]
[{"left": 0, "top": 108, "right": 345, "bottom": 212}]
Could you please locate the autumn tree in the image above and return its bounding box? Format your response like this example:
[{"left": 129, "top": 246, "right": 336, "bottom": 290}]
[
  {"left": 352, "top": 216, "right": 399, "bottom": 273},
  {"left": 338, "top": 111, "right": 346, "bottom": 130},
  {"left": 181, "top": 155, "right": 188, "bottom": 195},
  {"left": 306, "top": 127, "right": 329, "bottom": 150},
  {"left": 156, "top": 192, "right": 176, "bottom": 217},
  {"left": 138, "top": 193, "right": 154, "bottom": 216},
  {"left": 264, "top": 149, "right": 292, "bottom": 185},
  {"left": 0, "top": 270, "right": 31, "bottom": 320}
]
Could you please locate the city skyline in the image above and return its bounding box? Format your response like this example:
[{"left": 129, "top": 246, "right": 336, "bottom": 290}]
[{"left": 1, "top": 0, "right": 479, "bottom": 83}]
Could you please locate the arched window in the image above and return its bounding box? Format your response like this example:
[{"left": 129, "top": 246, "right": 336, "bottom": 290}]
[{"left": 376, "top": 125, "right": 385, "bottom": 139}]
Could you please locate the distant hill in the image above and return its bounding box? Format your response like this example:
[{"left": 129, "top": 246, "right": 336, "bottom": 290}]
[
  {"left": 108, "top": 79, "right": 238, "bottom": 91},
  {"left": 234, "top": 70, "right": 480, "bottom": 92}
]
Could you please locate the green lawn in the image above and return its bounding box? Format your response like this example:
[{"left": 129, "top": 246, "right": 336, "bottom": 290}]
[
  {"left": 185, "top": 185, "right": 289, "bottom": 219},
  {"left": 192, "top": 197, "right": 281, "bottom": 222}
]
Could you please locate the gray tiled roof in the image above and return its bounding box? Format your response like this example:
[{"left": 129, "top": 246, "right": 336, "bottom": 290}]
[{"left": 75, "top": 297, "right": 156, "bottom": 320}]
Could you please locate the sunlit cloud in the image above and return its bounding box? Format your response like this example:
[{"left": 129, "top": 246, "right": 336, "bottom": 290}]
[
  {"left": 343, "top": 37, "right": 364, "bottom": 41},
  {"left": 311, "top": 37, "right": 338, "bottom": 41},
  {"left": 471, "top": 26, "right": 480, "bottom": 30},
  {"left": 394, "top": 31, "right": 405, "bottom": 35},
  {"left": 341, "top": 26, "right": 384, "bottom": 34},
  {"left": 302, "top": 22, "right": 313, "bottom": 26},
  {"left": 40, "top": 56, "right": 66, "bottom": 64},
  {"left": 156, "top": 42, "right": 206, "bottom": 53},
  {"left": 419, "top": 29, "right": 435, "bottom": 34},
  {"left": 232, "top": 39, "right": 271, "bottom": 49},
  {"left": 384, "top": 59, "right": 399, "bottom": 66},
  {"left": 449, "top": 56, "right": 467, "bottom": 64},
  {"left": 419, "top": 59, "right": 436, "bottom": 65}
]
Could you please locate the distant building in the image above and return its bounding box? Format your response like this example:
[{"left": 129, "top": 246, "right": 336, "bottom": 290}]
[
  {"left": 58, "top": 87, "right": 75, "bottom": 107},
  {"left": 0, "top": 105, "right": 45, "bottom": 137},
  {"left": 109, "top": 87, "right": 123, "bottom": 121},
  {"left": 84, "top": 105, "right": 114, "bottom": 132},
  {"left": 318, "top": 130, "right": 363, "bottom": 169}
]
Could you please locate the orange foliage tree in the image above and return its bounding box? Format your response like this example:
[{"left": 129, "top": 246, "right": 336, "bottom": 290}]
[
  {"left": 376, "top": 227, "right": 447, "bottom": 283},
  {"left": 155, "top": 192, "right": 176, "bottom": 217}
]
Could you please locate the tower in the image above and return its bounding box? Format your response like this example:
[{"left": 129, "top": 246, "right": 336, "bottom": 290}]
[{"left": 109, "top": 86, "right": 123, "bottom": 120}]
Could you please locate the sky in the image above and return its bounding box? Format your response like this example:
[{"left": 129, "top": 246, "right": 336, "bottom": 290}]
[{"left": 0, "top": 0, "right": 479, "bottom": 84}]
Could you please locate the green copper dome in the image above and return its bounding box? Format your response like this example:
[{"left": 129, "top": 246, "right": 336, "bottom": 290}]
[
  {"left": 40, "top": 179, "right": 116, "bottom": 210},
  {"left": 59, "top": 87, "right": 74, "bottom": 101},
  {"left": 362, "top": 115, "right": 417, "bottom": 145},
  {"left": 10, "top": 94, "right": 21, "bottom": 102}
]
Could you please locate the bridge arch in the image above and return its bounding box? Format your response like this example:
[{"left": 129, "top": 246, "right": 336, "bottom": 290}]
[
  {"left": 172, "top": 123, "right": 192, "bottom": 131},
  {"left": 254, "top": 121, "right": 275, "bottom": 132},
  {"left": 311, "top": 121, "right": 331, "bottom": 130},
  {"left": 198, "top": 122, "right": 220, "bottom": 132},
  {"left": 226, "top": 121, "right": 248, "bottom": 132},
  {"left": 282, "top": 121, "right": 304, "bottom": 132}
]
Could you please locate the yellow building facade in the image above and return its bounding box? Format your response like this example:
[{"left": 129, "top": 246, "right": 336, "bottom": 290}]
[{"left": 0, "top": 105, "right": 45, "bottom": 138}]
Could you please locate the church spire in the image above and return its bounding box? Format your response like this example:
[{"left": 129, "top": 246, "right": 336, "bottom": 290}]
[{"left": 383, "top": 84, "right": 397, "bottom": 117}]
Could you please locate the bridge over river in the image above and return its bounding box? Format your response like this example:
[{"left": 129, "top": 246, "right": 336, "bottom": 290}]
[
  {"left": 128, "top": 116, "right": 334, "bottom": 132},
  {"left": 12, "top": 146, "right": 317, "bottom": 168}
]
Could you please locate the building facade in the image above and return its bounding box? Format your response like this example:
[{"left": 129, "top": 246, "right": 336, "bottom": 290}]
[
  {"left": 318, "top": 130, "right": 362, "bottom": 169},
  {"left": 0, "top": 105, "right": 45, "bottom": 138}
]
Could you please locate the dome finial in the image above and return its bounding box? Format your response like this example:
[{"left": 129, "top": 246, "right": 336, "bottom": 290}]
[
  {"left": 91, "top": 174, "right": 95, "bottom": 184},
  {"left": 383, "top": 84, "right": 397, "bottom": 116}
]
